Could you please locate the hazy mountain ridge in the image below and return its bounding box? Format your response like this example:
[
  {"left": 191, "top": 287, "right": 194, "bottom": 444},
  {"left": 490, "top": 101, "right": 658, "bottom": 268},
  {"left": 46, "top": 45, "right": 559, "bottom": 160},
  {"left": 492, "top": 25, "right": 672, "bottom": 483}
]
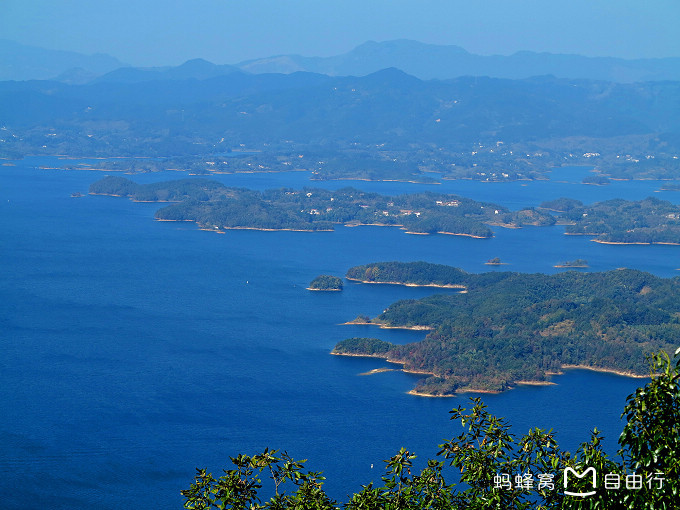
[
  {"left": 92, "top": 58, "right": 244, "bottom": 84},
  {"left": 1, "top": 67, "right": 679, "bottom": 161},
  {"left": 237, "top": 39, "right": 680, "bottom": 83},
  {"left": 0, "top": 39, "right": 127, "bottom": 82},
  {"left": 3, "top": 39, "right": 680, "bottom": 84}
]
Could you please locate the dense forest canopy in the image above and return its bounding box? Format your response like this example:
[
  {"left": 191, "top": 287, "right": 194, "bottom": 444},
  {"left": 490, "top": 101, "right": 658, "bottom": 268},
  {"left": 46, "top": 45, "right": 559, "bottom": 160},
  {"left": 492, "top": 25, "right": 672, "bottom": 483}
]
[{"left": 334, "top": 262, "right": 680, "bottom": 395}]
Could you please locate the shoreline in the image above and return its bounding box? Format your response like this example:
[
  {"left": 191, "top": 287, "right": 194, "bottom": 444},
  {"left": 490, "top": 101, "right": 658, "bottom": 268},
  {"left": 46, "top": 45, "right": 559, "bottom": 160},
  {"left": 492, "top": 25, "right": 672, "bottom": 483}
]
[
  {"left": 359, "top": 368, "right": 397, "bottom": 376},
  {"left": 307, "top": 287, "right": 342, "bottom": 291},
  {"left": 403, "top": 230, "right": 490, "bottom": 238},
  {"left": 560, "top": 364, "right": 649, "bottom": 378},
  {"left": 591, "top": 239, "right": 680, "bottom": 246},
  {"left": 345, "top": 277, "right": 466, "bottom": 289},
  {"left": 153, "top": 219, "right": 334, "bottom": 233},
  {"left": 310, "top": 176, "right": 439, "bottom": 185},
  {"left": 407, "top": 390, "right": 456, "bottom": 398},
  {"left": 340, "top": 319, "right": 432, "bottom": 331},
  {"left": 344, "top": 222, "right": 403, "bottom": 228},
  {"left": 438, "top": 231, "right": 489, "bottom": 238},
  {"left": 203, "top": 224, "right": 333, "bottom": 233},
  {"left": 513, "top": 380, "right": 556, "bottom": 386}
]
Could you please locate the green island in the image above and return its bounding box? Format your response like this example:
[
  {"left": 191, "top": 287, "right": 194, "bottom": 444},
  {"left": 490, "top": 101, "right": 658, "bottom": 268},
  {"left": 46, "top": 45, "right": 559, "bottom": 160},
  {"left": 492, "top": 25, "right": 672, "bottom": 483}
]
[
  {"left": 88, "top": 176, "right": 555, "bottom": 236},
  {"left": 554, "top": 258, "right": 589, "bottom": 268},
  {"left": 541, "top": 196, "right": 680, "bottom": 244},
  {"left": 346, "top": 261, "right": 468, "bottom": 288},
  {"left": 332, "top": 261, "right": 679, "bottom": 395},
  {"left": 308, "top": 275, "right": 343, "bottom": 291},
  {"left": 581, "top": 174, "right": 611, "bottom": 185}
]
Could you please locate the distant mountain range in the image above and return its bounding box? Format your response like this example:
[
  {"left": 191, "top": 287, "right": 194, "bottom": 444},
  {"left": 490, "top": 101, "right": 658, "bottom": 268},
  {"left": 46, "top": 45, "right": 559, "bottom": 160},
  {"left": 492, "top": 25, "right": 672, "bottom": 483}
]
[
  {"left": 3, "top": 39, "right": 680, "bottom": 83},
  {"left": 237, "top": 39, "right": 680, "bottom": 83},
  {"left": 0, "top": 39, "right": 127, "bottom": 82},
  {"left": 2, "top": 66, "right": 679, "bottom": 158}
]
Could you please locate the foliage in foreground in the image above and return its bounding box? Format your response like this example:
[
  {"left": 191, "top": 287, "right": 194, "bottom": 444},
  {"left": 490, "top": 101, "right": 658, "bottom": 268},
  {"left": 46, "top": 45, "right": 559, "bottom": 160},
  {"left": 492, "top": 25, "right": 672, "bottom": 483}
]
[{"left": 182, "top": 350, "right": 680, "bottom": 509}]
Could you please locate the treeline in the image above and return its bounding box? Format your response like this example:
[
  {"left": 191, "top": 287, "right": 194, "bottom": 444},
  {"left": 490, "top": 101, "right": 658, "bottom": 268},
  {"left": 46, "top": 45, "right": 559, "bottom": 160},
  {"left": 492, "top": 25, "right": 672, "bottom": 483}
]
[
  {"left": 89, "top": 176, "right": 555, "bottom": 236},
  {"left": 334, "top": 262, "right": 680, "bottom": 394}
]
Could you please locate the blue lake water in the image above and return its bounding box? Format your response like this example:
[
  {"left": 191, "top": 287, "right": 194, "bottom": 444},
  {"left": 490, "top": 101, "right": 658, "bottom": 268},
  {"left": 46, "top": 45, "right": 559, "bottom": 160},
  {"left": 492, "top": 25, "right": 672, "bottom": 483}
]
[{"left": 1, "top": 158, "right": 679, "bottom": 509}]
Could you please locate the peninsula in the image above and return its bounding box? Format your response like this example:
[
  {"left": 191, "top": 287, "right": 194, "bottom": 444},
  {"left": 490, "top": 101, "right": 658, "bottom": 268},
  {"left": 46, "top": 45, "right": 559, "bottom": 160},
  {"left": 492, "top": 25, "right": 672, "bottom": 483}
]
[{"left": 333, "top": 262, "right": 679, "bottom": 396}]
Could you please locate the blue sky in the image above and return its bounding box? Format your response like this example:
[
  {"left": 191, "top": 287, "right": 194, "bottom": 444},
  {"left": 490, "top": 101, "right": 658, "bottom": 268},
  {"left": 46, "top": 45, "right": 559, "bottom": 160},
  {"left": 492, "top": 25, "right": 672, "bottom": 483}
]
[{"left": 2, "top": 0, "right": 679, "bottom": 66}]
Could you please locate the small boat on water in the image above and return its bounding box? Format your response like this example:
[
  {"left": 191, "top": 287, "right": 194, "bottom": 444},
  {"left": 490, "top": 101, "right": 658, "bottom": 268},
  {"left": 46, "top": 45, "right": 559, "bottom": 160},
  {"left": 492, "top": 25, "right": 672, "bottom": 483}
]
[{"left": 70, "top": 192, "right": 83, "bottom": 198}]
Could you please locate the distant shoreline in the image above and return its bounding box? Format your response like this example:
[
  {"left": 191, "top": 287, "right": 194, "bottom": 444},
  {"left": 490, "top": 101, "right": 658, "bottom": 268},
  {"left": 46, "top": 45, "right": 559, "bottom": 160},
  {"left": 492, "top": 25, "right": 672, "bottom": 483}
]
[
  {"left": 311, "top": 176, "right": 440, "bottom": 185},
  {"left": 592, "top": 239, "right": 680, "bottom": 246},
  {"left": 154, "top": 218, "right": 334, "bottom": 233}
]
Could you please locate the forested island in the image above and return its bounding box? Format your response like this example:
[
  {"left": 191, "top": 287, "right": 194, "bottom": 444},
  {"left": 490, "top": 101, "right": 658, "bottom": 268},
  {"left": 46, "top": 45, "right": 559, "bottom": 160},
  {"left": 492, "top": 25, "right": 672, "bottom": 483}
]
[
  {"left": 346, "top": 261, "right": 468, "bottom": 288},
  {"left": 89, "top": 176, "right": 555, "bottom": 236},
  {"left": 308, "top": 275, "right": 343, "bottom": 291},
  {"left": 333, "top": 261, "right": 679, "bottom": 395},
  {"left": 554, "top": 259, "right": 589, "bottom": 268},
  {"left": 541, "top": 196, "right": 680, "bottom": 244}
]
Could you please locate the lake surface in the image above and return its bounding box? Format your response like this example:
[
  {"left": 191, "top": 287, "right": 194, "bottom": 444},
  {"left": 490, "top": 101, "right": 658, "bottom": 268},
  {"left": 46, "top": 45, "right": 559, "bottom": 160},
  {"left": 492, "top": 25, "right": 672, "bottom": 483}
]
[{"left": 1, "top": 158, "right": 678, "bottom": 509}]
